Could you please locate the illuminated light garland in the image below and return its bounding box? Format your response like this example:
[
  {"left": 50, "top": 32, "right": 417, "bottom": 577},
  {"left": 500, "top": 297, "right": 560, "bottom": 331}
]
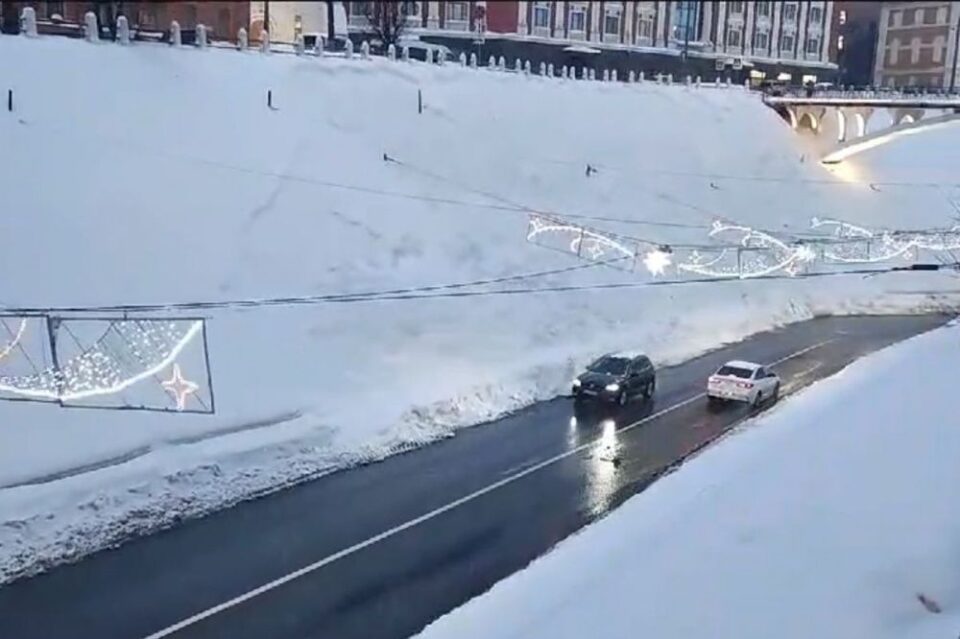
[
  {"left": 527, "top": 215, "right": 637, "bottom": 264},
  {"left": 811, "top": 218, "right": 960, "bottom": 264},
  {"left": 162, "top": 363, "right": 199, "bottom": 411},
  {"left": 0, "top": 320, "right": 203, "bottom": 402},
  {"left": 0, "top": 319, "right": 27, "bottom": 363},
  {"left": 643, "top": 248, "right": 672, "bottom": 276},
  {"left": 676, "top": 222, "right": 816, "bottom": 279}
]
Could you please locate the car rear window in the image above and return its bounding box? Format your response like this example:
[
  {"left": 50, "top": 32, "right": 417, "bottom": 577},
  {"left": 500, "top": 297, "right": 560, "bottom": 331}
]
[
  {"left": 588, "top": 357, "right": 629, "bottom": 375},
  {"left": 716, "top": 365, "right": 753, "bottom": 379}
]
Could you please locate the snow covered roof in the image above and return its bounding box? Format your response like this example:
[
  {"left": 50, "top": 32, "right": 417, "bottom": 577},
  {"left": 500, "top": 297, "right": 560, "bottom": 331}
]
[
  {"left": 609, "top": 350, "right": 649, "bottom": 360},
  {"left": 722, "top": 360, "right": 761, "bottom": 370}
]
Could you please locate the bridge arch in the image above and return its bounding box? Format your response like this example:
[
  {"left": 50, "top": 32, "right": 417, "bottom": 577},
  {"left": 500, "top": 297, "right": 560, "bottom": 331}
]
[
  {"left": 797, "top": 111, "right": 819, "bottom": 132},
  {"left": 853, "top": 112, "right": 866, "bottom": 138},
  {"left": 835, "top": 109, "right": 847, "bottom": 142}
]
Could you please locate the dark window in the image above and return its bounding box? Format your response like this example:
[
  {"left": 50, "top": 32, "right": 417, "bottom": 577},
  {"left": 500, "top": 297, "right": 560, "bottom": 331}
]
[
  {"left": 783, "top": 4, "right": 797, "bottom": 22},
  {"left": 45, "top": 1, "right": 65, "bottom": 19},
  {"left": 924, "top": 7, "right": 937, "bottom": 24},
  {"left": 903, "top": 8, "right": 915, "bottom": 26},
  {"left": 716, "top": 365, "right": 753, "bottom": 379},
  {"left": 217, "top": 7, "right": 230, "bottom": 37},
  {"left": 809, "top": 6, "right": 822, "bottom": 24},
  {"left": 756, "top": 2, "right": 771, "bottom": 18},
  {"left": 588, "top": 357, "right": 630, "bottom": 375}
]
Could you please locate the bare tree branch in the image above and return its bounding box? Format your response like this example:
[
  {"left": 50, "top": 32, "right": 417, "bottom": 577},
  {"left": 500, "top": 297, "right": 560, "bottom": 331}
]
[{"left": 361, "top": 1, "right": 411, "bottom": 49}]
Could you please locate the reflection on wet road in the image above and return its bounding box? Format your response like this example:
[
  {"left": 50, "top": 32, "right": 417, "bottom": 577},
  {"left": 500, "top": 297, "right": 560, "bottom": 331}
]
[{"left": 0, "top": 315, "right": 950, "bottom": 639}]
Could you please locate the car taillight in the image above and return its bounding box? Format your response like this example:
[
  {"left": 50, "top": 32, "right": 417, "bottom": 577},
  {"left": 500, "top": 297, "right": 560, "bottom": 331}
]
[{"left": 736, "top": 382, "right": 753, "bottom": 389}]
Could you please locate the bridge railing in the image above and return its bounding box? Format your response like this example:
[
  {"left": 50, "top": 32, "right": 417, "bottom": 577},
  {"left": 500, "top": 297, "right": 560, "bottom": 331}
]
[{"left": 764, "top": 87, "right": 960, "bottom": 101}]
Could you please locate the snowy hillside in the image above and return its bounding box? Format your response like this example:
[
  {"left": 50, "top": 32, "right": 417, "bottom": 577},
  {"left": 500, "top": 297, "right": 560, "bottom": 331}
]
[
  {"left": 416, "top": 321, "right": 960, "bottom": 639},
  {"left": 1, "top": 35, "right": 958, "bottom": 581}
]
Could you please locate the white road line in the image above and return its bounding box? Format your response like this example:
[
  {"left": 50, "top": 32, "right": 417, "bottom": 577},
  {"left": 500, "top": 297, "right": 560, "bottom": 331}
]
[{"left": 142, "top": 338, "right": 834, "bottom": 639}]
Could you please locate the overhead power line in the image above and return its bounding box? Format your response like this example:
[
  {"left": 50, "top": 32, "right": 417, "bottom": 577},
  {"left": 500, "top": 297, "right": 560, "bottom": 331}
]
[{"left": 4, "top": 263, "right": 955, "bottom": 316}]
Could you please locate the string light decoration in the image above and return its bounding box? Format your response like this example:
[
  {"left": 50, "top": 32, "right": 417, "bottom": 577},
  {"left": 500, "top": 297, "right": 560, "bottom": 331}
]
[
  {"left": 811, "top": 217, "right": 960, "bottom": 264},
  {"left": 162, "top": 363, "right": 200, "bottom": 411},
  {"left": 526, "top": 214, "right": 638, "bottom": 268},
  {"left": 0, "top": 319, "right": 27, "bottom": 363},
  {"left": 0, "top": 319, "right": 203, "bottom": 404},
  {"left": 676, "top": 221, "right": 817, "bottom": 279}
]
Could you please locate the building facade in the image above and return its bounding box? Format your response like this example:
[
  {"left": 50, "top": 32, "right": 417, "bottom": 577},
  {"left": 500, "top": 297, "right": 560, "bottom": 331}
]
[
  {"left": 873, "top": 1, "right": 960, "bottom": 89},
  {"left": 346, "top": 1, "right": 838, "bottom": 83},
  {"left": 1, "top": 2, "right": 249, "bottom": 40},
  {"left": 828, "top": 1, "right": 881, "bottom": 87}
]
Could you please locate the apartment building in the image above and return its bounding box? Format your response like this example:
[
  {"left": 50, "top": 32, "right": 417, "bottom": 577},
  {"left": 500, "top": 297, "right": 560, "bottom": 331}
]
[
  {"left": 346, "top": 1, "right": 838, "bottom": 83},
  {"left": 874, "top": 1, "right": 960, "bottom": 89}
]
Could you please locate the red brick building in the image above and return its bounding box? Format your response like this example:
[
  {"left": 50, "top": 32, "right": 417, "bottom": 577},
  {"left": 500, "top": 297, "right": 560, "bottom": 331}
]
[{"left": 3, "top": 1, "right": 249, "bottom": 40}]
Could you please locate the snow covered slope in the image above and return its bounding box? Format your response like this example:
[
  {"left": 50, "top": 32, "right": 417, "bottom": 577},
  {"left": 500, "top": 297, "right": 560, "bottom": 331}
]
[
  {"left": 416, "top": 321, "right": 960, "bottom": 639},
  {"left": 1, "top": 35, "right": 958, "bottom": 581}
]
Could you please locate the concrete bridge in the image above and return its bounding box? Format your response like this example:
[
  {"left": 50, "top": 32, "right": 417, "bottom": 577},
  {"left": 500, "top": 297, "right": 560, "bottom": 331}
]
[{"left": 762, "top": 91, "right": 960, "bottom": 162}]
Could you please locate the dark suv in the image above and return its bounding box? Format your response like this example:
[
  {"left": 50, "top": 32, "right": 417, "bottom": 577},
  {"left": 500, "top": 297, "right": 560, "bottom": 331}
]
[{"left": 572, "top": 353, "right": 656, "bottom": 406}]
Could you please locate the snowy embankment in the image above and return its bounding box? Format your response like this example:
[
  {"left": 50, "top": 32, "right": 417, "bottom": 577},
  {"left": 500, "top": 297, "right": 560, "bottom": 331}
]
[
  {"left": 417, "top": 321, "right": 960, "bottom": 639},
  {"left": 1, "top": 35, "right": 958, "bottom": 582}
]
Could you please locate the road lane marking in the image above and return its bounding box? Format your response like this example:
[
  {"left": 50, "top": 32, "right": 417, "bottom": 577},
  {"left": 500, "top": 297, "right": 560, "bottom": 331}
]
[{"left": 143, "top": 338, "right": 834, "bottom": 638}]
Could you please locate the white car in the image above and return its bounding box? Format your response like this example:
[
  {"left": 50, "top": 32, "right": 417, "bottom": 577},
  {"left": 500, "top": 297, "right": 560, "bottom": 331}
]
[{"left": 707, "top": 360, "right": 780, "bottom": 407}]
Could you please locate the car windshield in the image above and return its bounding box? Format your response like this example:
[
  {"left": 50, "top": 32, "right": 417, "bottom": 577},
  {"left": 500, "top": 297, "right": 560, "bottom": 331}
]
[
  {"left": 588, "top": 357, "right": 629, "bottom": 375},
  {"left": 716, "top": 365, "right": 753, "bottom": 379}
]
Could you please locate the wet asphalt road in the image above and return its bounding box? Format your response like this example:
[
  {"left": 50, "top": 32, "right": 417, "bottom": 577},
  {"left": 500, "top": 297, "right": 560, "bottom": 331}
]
[{"left": 0, "top": 314, "right": 949, "bottom": 639}]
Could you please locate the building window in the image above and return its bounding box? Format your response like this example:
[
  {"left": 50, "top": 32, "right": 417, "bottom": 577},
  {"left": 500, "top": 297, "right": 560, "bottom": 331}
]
[
  {"left": 923, "top": 8, "right": 937, "bottom": 24},
  {"left": 569, "top": 4, "right": 586, "bottom": 32},
  {"left": 888, "top": 38, "right": 899, "bottom": 65},
  {"left": 837, "top": 34, "right": 844, "bottom": 51},
  {"left": 903, "top": 8, "right": 916, "bottom": 26},
  {"left": 780, "top": 33, "right": 794, "bottom": 51},
  {"left": 449, "top": 1, "right": 469, "bottom": 23},
  {"left": 532, "top": 2, "right": 550, "bottom": 29},
  {"left": 44, "top": 1, "right": 65, "bottom": 19},
  {"left": 217, "top": 7, "right": 230, "bottom": 36},
  {"left": 888, "top": 10, "right": 898, "bottom": 27},
  {"left": 728, "top": 1, "right": 744, "bottom": 14},
  {"left": 726, "top": 28, "right": 741, "bottom": 48},
  {"left": 910, "top": 36, "right": 921, "bottom": 63},
  {"left": 809, "top": 6, "right": 822, "bottom": 24},
  {"left": 604, "top": 6, "right": 621, "bottom": 36},
  {"left": 753, "top": 31, "right": 768, "bottom": 50},
  {"left": 637, "top": 13, "right": 654, "bottom": 40},
  {"left": 672, "top": 1, "right": 698, "bottom": 42},
  {"left": 756, "top": 2, "right": 771, "bottom": 19},
  {"left": 839, "top": 9, "right": 846, "bottom": 25},
  {"left": 805, "top": 36, "right": 820, "bottom": 55},
  {"left": 782, "top": 3, "right": 797, "bottom": 22},
  {"left": 933, "top": 37, "right": 944, "bottom": 62}
]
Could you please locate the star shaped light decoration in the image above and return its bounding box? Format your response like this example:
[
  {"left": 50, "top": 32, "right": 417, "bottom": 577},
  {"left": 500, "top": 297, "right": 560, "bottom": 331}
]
[
  {"left": 162, "top": 363, "right": 199, "bottom": 412},
  {"left": 643, "top": 248, "right": 672, "bottom": 277}
]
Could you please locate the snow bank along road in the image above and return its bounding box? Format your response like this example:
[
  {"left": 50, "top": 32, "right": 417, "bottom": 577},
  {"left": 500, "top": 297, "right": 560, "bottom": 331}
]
[{"left": 0, "top": 314, "right": 947, "bottom": 639}]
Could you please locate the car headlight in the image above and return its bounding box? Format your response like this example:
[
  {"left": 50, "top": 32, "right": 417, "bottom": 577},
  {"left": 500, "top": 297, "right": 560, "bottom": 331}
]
[
  {"left": 572, "top": 379, "right": 582, "bottom": 388},
  {"left": 605, "top": 383, "right": 620, "bottom": 392}
]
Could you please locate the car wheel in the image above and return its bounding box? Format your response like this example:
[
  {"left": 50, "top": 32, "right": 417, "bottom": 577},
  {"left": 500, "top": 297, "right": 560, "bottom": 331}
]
[
  {"left": 644, "top": 379, "right": 655, "bottom": 399},
  {"left": 772, "top": 383, "right": 780, "bottom": 402},
  {"left": 752, "top": 391, "right": 763, "bottom": 408}
]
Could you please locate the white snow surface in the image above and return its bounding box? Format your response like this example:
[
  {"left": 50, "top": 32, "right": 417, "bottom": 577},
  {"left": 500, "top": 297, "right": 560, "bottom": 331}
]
[
  {"left": 417, "top": 322, "right": 960, "bottom": 639},
  {"left": 1, "top": 36, "right": 959, "bottom": 582}
]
